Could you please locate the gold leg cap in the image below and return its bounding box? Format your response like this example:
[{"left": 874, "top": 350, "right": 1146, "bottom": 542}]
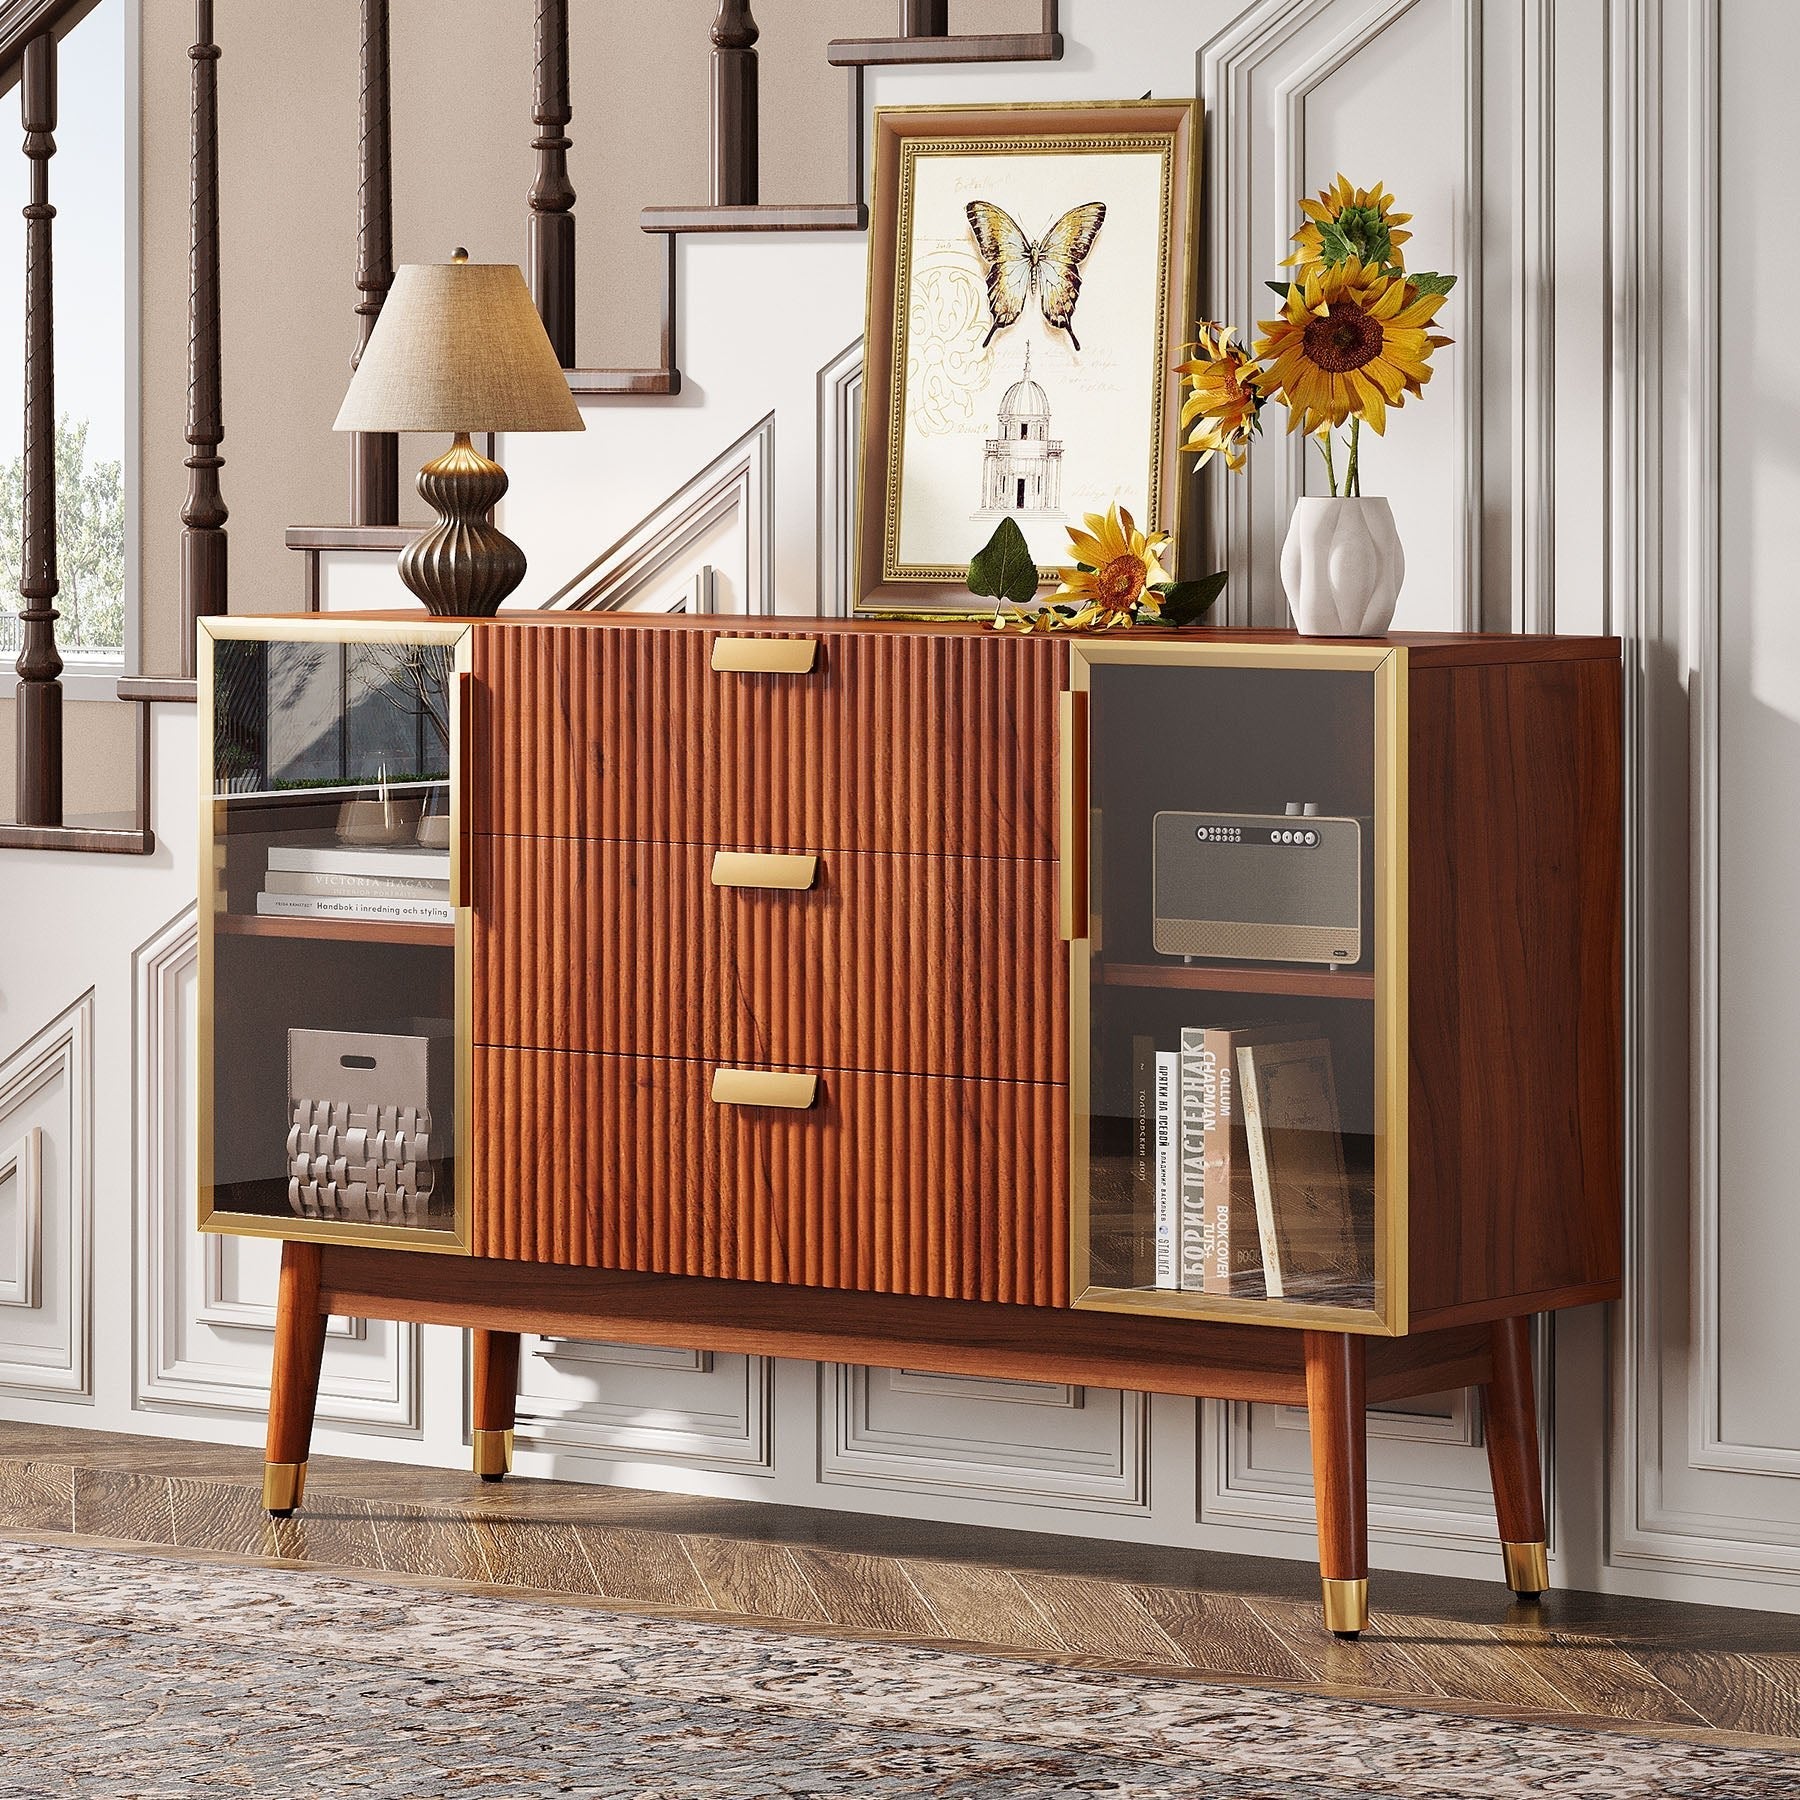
[
  {"left": 1503, "top": 1540, "right": 1550, "bottom": 1597},
  {"left": 1321, "top": 1576, "right": 1368, "bottom": 1637},
  {"left": 263, "top": 1461, "right": 306, "bottom": 1516},
  {"left": 473, "top": 1428, "right": 514, "bottom": 1481}
]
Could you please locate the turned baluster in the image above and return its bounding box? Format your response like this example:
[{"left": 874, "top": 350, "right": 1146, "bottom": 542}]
[
  {"left": 710, "top": 0, "right": 758, "bottom": 207},
  {"left": 901, "top": 0, "right": 949, "bottom": 34},
  {"left": 350, "top": 0, "right": 397, "bottom": 524},
  {"left": 180, "top": 0, "right": 227, "bottom": 672},
  {"left": 15, "top": 32, "right": 60, "bottom": 827},
  {"left": 529, "top": 0, "right": 575, "bottom": 367}
]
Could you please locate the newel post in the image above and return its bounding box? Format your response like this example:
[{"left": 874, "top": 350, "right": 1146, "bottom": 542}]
[
  {"left": 350, "top": 0, "right": 397, "bottom": 523},
  {"left": 15, "top": 32, "right": 60, "bottom": 827},
  {"left": 180, "top": 0, "right": 227, "bottom": 673},
  {"left": 710, "top": 0, "right": 758, "bottom": 207},
  {"left": 529, "top": 0, "right": 575, "bottom": 367}
]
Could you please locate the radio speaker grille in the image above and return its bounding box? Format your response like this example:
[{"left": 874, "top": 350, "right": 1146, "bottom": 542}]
[{"left": 1151, "top": 917, "right": 1360, "bottom": 963}]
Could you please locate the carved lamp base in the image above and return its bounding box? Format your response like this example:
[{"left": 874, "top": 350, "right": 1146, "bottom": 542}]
[{"left": 398, "top": 432, "right": 528, "bottom": 617}]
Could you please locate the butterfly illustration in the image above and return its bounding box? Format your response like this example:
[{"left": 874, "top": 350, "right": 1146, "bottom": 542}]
[{"left": 965, "top": 199, "right": 1107, "bottom": 351}]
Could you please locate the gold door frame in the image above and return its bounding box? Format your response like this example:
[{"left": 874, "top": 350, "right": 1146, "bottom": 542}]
[
  {"left": 196, "top": 615, "right": 477, "bottom": 1255},
  {"left": 1063, "top": 638, "right": 1409, "bottom": 1336}
]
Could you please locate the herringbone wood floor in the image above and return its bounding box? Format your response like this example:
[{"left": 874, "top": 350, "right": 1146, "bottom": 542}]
[{"left": 4, "top": 1420, "right": 1798, "bottom": 1746}]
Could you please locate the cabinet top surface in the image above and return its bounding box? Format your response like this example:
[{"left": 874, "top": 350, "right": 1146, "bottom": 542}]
[{"left": 227, "top": 612, "right": 1622, "bottom": 665}]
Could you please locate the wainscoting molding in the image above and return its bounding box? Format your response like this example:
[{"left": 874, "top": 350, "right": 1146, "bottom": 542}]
[
  {"left": 0, "top": 992, "right": 92, "bottom": 1399},
  {"left": 546, "top": 413, "right": 774, "bottom": 616},
  {"left": 1201, "top": 0, "right": 1483, "bottom": 633},
  {"left": 820, "top": 1365, "right": 1152, "bottom": 1513},
  {"left": 132, "top": 906, "right": 421, "bottom": 1431},
  {"left": 509, "top": 1337, "right": 774, "bottom": 1474},
  {"left": 0, "top": 1129, "right": 43, "bottom": 1311},
  {"left": 1602, "top": 0, "right": 1800, "bottom": 1590},
  {"left": 816, "top": 337, "right": 862, "bottom": 618}
]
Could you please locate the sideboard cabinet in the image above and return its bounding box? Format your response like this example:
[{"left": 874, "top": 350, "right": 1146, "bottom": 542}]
[{"left": 198, "top": 614, "right": 1622, "bottom": 1636}]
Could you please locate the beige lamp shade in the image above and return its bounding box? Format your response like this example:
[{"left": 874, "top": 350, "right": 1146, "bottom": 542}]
[{"left": 333, "top": 258, "right": 584, "bottom": 435}]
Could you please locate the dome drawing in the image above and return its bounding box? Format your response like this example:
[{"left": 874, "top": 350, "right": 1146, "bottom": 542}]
[{"left": 975, "top": 346, "right": 1065, "bottom": 518}]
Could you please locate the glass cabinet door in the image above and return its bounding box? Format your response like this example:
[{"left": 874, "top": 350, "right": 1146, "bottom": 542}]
[
  {"left": 1067, "top": 641, "right": 1405, "bottom": 1332},
  {"left": 197, "top": 620, "right": 472, "bottom": 1251}
]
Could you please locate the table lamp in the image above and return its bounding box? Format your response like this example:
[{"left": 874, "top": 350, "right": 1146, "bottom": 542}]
[{"left": 332, "top": 250, "right": 583, "bottom": 615}]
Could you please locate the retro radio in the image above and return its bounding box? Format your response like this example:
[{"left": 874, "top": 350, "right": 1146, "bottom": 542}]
[{"left": 1151, "top": 805, "right": 1362, "bottom": 965}]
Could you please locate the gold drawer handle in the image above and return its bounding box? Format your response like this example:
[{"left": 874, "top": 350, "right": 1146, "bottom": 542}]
[
  {"left": 710, "top": 850, "right": 818, "bottom": 891},
  {"left": 710, "top": 1068, "right": 818, "bottom": 1109},
  {"left": 1059, "top": 688, "right": 1089, "bottom": 941},
  {"left": 711, "top": 636, "right": 817, "bottom": 674}
]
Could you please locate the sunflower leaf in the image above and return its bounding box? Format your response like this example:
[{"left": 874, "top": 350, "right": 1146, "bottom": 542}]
[
  {"left": 1317, "top": 207, "right": 1393, "bottom": 270},
  {"left": 1155, "top": 570, "right": 1228, "bottom": 629},
  {"left": 1407, "top": 270, "right": 1457, "bottom": 296},
  {"left": 966, "top": 517, "right": 1040, "bottom": 609},
  {"left": 1265, "top": 279, "right": 1295, "bottom": 297}
]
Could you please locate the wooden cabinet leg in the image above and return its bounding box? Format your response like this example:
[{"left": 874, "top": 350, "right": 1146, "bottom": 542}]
[
  {"left": 264, "top": 1242, "right": 327, "bottom": 1517},
  {"left": 472, "top": 1329, "right": 522, "bottom": 1482},
  {"left": 1483, "top": 1314, "right": 1549, "bottom": 1599},
  {"left": 1304, "top": 1330, "right": 1368, "bottom": 1639}
]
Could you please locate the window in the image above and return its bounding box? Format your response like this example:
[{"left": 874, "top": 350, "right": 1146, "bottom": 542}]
[{"left": 0, "top": 0, "right": 127, "bottom": 669}]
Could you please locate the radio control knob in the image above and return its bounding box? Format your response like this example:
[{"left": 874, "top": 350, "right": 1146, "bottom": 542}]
[
  {"left": 1284, "top": 802, "right": 1303, "bottom": 816},
  {"left": 1302, "top": 802, "right": 1320, "bottom": 816}
]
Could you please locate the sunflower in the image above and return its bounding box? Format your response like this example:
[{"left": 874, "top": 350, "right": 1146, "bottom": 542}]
[
  {"left": 1053, "top": 503, "right": 1173, "bottom": 627},
  {"left": 1283, "top": 174, "right": 1412, "bottom": 273},
  {"left": 1254, "top": 257, "right": 1450, "bottom": 437},
  {"left": 1176, "top": 323, "right": 1267, "bottom": 471}
]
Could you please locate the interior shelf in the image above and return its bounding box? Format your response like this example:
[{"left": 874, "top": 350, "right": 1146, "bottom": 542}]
[
  {"left": 213, "top": 912, "right": 457, "bottom": 948},
  {"left": 1097, "top": 960, "right": 1376, "bottom": 1001}
]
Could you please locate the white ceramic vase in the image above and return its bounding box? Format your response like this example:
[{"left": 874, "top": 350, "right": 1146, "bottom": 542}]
[{"left": 1280, "top": 495, "right": 1405, "bottom": 637}]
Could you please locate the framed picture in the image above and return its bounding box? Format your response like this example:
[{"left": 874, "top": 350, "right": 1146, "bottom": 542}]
[{"left": 855, "top": 99, "right": 1199, "bottom": 617}]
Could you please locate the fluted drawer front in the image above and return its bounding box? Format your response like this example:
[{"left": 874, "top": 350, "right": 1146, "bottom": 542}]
[
  {"left": 471, "top": 621, "right": 1065, "bottom": 859},
  {"left": 471, "top": 1047, "right": 1068, "bottom": 1306},
  {"left": 472, "top": 835, "right": 1065, "bottom": 1083}
]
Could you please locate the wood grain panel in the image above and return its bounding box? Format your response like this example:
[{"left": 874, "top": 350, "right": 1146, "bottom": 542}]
[
  {"left": 1406, "top": 652, "right": 1624, "bottom": 1323},
  {"left": 473, "top": 836, "right": 1065, "bottom": 1083},
  {"left": 471, "top": 1047, "right": 1068, "bottom": 1306},
  {"left": 470, "top": 619, "right": 1065, "bottom": 859}
]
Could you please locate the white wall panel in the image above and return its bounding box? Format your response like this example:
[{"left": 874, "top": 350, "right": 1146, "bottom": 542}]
[
  {"left": 512, "top": 1338, "right": 774, "bottom": 1475},
  {"left": 822, "top": 1367, "right": 1151, "bottom": 1512},
  {"left": 0, "top": 995, "right": 91, "bottom": 1398}
]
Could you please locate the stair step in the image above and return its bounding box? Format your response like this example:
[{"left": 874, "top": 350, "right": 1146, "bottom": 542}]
[
  {"left": 826, "top": 31, "right": 1062, "bottom": 66},
  {"left": 640, "top": 202, "right": 867, "bottom": 235}
]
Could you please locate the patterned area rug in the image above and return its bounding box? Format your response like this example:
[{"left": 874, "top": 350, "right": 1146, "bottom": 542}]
[{"left": 1, "top": 1540, "right": 1795, "bottom": 1798}]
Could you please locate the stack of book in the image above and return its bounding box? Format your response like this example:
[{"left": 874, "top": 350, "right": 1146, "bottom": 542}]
[
  {"left": 1130, "top": 1023, "right": 1370, "bottom": 1302},
  {"left": 256, "top": 844, "right": 453, "bottom": 926}
]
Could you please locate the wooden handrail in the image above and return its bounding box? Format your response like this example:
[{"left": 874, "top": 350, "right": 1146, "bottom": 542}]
[
  {"left": 0, "top": 0, "right": 98, "bottom": 95},
  {"left": 349, "top": 0, "right": 396, "bottom": 525},
  {"left": 14, "top": 28, "right": 60, "bottom": 826},
  {"left": 178, "top": 0, "right": 226, "bottom": 676},
  {"left": 529, "top": 0, "right": 574, "bottom": 368},
  {"left": 710, "top": 0, "right": 757, "bottom": 208}
]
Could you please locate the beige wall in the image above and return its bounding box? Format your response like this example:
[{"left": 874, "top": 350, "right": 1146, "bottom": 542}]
[
  {"left": 134, "top": 0, "right": 1039, "bottom": 672},
  {"left": 0, "top": 695, "right": 140, "bottom": 813}
]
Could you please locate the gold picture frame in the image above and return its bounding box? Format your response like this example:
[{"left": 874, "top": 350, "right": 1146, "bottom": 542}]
[{"left": 855, "top": 98, "right": 1199, "bottom": 618}]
